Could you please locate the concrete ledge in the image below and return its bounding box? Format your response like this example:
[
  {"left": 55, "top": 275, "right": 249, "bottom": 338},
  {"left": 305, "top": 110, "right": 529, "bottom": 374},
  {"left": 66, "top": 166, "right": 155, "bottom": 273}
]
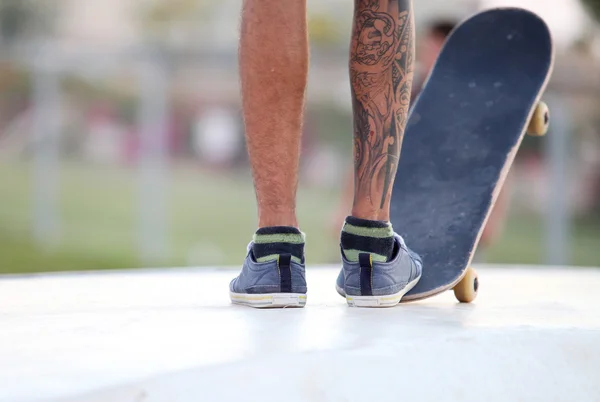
[{"left": 1, "top": 265, "right": 599, "bottom": 402}]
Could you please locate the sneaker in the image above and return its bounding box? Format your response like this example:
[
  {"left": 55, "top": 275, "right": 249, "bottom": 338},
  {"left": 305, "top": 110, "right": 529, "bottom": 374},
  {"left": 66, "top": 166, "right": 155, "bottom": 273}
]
[
  {"left": 336, "top": 233, "right": 422, "bottom": 307},
  {"left": 229, "top": 243, "right": 307, "bottom": 308}
]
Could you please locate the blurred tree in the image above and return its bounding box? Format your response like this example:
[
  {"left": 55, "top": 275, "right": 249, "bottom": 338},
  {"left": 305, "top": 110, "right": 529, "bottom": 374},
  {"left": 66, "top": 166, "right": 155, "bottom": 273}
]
[
  {"left": 579, "top": 1, "right": 600, "bottom": 219},
  {"left": 139, "top": 0, "right": 346, "bottom": 48},
  {"left": 0, "top": 0, "right": 58, "bottom": 46},
  {"left": 581, "top": 0, "right": 600, "bottom": 23},
  {"left": 0, "top": 0, "right": 59, "bottom": 130},
  {"left": 138, "top": 0, "right": 217, "bottom": 45},
  {"left": 0, "top": 0, "right": 30, "bottom": 44},
  {"left": 308, "top": 13, "right": 344, "bottom": 48}
]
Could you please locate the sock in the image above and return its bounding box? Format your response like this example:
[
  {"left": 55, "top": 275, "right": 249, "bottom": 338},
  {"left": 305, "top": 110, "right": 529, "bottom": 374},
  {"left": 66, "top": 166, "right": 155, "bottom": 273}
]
[
  {"left": 341, "top": 216, "right": 395, "bottom": 262},
  {"left": 252, "top": 226, "right": 305, "bottom": 264}
]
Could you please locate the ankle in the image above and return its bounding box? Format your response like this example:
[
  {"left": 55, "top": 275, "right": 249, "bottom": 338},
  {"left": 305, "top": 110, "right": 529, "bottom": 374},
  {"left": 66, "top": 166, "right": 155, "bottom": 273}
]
[
  {"left": 258, "top": 210, "right": 298, "bottom": 228},
  {"left": 350, "top": 206, "right": 390, "bottom": 222},
  {"left": 346, "top": 215, "right": 391, "bottom": 228}
]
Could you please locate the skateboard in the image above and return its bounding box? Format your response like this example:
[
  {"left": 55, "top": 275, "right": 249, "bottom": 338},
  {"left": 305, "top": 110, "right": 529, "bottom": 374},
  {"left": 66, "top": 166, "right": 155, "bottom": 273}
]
[{"left": 390, "top": 7, "right": 554, "bottom": 303}]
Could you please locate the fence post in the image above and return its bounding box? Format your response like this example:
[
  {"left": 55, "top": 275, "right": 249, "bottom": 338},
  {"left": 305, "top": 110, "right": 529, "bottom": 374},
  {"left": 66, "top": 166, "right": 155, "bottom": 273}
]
[
  {"left": 137, "top": 49, "right": 169, "bottom": 264},
  {"left": 32, "top": 43, "right": 61, "bottom": 247},
  {"left": 544, "top": 95, "right": 571, "bottom": 266}
]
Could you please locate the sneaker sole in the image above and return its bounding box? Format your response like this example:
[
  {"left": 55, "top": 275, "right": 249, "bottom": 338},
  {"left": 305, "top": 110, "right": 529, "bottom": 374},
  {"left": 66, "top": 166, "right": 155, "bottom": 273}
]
[
  {"left": 344, "top": 276, "right": 421, "bottom": 308},
  {"left": 229, "top": 292, "right": 307, "bottom": 308}
]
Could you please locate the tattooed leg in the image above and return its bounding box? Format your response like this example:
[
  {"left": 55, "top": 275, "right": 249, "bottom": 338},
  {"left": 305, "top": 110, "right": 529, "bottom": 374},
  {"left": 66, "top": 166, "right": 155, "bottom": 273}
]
[
  {"left": 336, "top": 0, "right": 422, "bottom": 296},
  {"left": 239, "top": 0, "right": 308, "bottom": 228},
  {"left": 350, "top": 0, "right": 415, "bottom": 221}
]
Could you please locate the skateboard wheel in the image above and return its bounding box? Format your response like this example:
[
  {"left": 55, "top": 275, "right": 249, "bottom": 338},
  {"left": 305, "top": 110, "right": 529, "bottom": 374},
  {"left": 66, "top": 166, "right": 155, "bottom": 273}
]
[
  {"left": 527, "top": 101, "right": 549, "bottom": 136},
  {"left": 453, "top": 267, "right": 478, "bottom": 303}
]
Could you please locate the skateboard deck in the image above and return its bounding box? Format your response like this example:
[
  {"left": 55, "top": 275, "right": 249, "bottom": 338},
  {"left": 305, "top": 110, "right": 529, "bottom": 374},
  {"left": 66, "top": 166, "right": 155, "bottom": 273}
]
[{"left": 390, "top": 7, "right": 554, "bottom": 302}]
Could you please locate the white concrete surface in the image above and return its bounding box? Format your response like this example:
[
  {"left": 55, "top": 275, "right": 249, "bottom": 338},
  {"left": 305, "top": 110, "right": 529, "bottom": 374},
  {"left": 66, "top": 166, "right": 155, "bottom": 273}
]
[{"left": 1, "top": 265, "right": 599, "bottom": 402}]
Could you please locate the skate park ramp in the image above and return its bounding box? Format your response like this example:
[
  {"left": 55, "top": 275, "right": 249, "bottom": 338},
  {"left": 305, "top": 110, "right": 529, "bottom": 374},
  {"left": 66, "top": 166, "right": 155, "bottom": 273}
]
[{"left": 1, "top": 265, "right": 599, "bottom": 402}]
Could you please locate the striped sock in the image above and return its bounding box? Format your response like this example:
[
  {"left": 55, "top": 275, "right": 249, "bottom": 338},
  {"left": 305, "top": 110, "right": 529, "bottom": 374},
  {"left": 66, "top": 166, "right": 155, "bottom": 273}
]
[
  {"left": 341, "top": 216, "right": 395, "bottom": 263},
  {"left": 252, "top": 226, "right": 305, "bottom": 264}
]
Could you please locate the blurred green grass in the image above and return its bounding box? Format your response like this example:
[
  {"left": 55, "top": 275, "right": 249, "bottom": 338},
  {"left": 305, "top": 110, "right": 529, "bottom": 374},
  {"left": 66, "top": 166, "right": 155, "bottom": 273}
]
[
  {"left": 0, "top": 161, "right": 598, "bottom": 274},
  {"left": 0, "top": 161, "right": 341, "bottom": 273}
]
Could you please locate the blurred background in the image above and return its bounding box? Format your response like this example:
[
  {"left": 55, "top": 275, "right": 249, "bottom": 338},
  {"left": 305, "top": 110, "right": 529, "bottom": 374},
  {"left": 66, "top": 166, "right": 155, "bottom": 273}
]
[{"left": 0, "top": 0, "right": 599, "bottom": 274}]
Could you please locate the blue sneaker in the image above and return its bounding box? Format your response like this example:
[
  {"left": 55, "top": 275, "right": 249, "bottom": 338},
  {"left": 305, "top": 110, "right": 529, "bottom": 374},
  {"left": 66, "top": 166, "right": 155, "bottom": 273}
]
[
  {"left": 336, "top": 233, "right": 422, "bottom": 307},
  {"left": 230, "top": 243, "right": 307, "bottom": 308}
]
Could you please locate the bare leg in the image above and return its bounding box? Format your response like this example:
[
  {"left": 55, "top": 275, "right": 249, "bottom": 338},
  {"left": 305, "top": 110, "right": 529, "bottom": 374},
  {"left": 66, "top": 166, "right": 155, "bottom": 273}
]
[
  {"left": 239, "top": 0, "right": 308, "bottom": 228},
  {"left": 350, "top": 0, "right": 415, "bottom": 221},
  {"left": 229, "top": 0, "right": 308, "bottom": 308}
]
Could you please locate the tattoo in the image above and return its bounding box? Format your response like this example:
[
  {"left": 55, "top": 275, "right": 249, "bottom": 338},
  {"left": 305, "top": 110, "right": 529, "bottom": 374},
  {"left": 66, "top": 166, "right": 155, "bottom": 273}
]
[{"left": 351, "top": 0, "right": 414, "bottom": 211}]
